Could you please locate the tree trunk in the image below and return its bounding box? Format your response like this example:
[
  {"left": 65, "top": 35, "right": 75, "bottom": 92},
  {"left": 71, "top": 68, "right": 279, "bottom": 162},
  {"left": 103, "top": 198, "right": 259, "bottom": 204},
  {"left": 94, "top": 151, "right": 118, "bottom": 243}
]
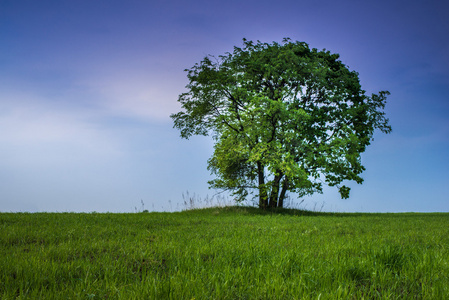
[
  {"left": 269, "top": 172, "right": 283, "bottom": 207},
  {"left": 257, "top": 161, "right": 268, "bottom": 209},
  {"left": 278, "top": 178, "right": 289, "bottom": 208}
]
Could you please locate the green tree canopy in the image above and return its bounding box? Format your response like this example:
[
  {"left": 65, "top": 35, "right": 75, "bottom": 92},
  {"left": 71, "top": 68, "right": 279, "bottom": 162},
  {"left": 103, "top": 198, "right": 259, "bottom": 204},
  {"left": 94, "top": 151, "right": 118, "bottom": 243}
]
[{"left": 171, "top": 38, "right": 391, "bottom": 208}]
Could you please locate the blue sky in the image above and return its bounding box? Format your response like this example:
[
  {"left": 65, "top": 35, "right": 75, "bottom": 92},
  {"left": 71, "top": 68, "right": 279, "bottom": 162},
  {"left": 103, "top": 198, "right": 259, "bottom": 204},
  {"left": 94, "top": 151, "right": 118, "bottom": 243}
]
[{"left": 1, "top": 0, "right": 448, "bottom": 212}]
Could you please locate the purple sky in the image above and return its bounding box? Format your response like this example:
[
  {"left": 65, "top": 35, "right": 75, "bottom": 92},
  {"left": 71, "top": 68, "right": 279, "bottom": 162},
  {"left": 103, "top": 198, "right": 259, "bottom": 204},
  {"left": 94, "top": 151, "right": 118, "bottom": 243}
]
[{"left": 1, "top": 0, "right": 448, "bottom": 212}]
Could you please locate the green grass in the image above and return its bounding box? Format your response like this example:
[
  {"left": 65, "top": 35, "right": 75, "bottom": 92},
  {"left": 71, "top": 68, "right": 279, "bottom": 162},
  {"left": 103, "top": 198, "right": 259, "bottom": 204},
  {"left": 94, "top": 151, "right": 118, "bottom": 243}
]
[{"left": 1, "top": 207, "right": 448, "bottom": 299}]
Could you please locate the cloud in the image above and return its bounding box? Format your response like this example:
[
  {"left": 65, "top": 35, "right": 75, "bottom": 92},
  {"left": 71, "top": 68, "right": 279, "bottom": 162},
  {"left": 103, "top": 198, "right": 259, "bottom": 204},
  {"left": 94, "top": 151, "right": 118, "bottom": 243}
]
[
  {"left": 0, "top": 91, "right": 124, "bottom": 168},
  {"left": 84, "top": 73, "right": 184, "bottom": 122}
]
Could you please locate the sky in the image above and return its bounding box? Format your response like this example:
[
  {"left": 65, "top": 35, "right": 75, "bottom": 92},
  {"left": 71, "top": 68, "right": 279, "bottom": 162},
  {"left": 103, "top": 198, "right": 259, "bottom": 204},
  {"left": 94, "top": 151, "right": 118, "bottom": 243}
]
[{"left": 1, "top": 0, "right": 448, "bottom": 213}]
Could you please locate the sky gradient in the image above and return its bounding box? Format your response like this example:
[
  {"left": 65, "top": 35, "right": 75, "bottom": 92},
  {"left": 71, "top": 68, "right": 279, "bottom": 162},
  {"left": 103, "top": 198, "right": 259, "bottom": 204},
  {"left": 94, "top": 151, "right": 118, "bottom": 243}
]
[{"left": 1, "top": 0, "right": 448, "bottom": 212}]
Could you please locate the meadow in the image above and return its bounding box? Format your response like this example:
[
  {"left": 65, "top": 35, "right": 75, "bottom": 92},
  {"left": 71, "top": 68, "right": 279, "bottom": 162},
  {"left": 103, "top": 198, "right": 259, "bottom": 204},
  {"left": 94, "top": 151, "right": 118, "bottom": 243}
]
[{"left": 1, "top": 207, "right": 448, "bottom": 299}]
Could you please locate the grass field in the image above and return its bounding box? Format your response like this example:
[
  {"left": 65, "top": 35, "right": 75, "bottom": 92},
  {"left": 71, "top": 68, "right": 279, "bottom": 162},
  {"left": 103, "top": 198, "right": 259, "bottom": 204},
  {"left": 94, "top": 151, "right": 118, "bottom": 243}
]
[{"left": 1, "top": 207, "right": 448, "bottom": 299}]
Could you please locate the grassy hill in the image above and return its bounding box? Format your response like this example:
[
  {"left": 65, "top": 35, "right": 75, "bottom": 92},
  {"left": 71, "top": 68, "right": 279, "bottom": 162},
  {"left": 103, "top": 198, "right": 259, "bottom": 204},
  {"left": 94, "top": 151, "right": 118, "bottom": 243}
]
[{"left": 1, "top": 207, "right": 448, "bottom": 299}]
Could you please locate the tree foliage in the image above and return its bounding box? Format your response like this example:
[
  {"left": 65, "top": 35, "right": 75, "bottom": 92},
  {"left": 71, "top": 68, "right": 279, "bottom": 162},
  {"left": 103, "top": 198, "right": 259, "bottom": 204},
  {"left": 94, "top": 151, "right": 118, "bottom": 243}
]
[{"left": 171, "top": 39, "right": 391, "bottom": 208}]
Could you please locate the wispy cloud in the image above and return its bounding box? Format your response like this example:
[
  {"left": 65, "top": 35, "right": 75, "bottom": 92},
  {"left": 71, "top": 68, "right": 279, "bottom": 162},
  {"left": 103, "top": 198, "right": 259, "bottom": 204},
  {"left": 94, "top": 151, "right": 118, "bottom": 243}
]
[
  {"left": 82, "top": 71, "right": 184, "bottom": 122},
  {"left": 0, "top": 91, "right": 125, "bottom": 167}
]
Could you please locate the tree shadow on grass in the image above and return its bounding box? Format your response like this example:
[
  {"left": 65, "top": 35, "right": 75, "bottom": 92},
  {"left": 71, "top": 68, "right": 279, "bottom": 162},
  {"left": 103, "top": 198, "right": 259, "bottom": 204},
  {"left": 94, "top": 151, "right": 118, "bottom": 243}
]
[{"left": 185, "top": 205, "right": 375, "bottom": 217}]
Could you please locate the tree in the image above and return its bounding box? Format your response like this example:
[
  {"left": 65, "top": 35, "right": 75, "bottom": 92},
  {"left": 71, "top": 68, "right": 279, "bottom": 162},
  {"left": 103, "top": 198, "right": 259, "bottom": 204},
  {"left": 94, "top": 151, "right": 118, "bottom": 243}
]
[{"left": 171, "top": 38, "right": 391, "bottom": 209}]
